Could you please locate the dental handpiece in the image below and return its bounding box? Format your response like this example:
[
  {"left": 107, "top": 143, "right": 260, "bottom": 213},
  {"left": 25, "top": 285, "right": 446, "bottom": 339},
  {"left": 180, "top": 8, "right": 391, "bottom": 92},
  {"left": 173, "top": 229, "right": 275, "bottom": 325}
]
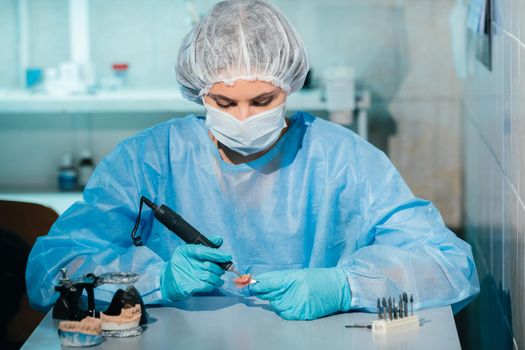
[{"left": 141, "top": 196, "right": 238, "bottom": 274}]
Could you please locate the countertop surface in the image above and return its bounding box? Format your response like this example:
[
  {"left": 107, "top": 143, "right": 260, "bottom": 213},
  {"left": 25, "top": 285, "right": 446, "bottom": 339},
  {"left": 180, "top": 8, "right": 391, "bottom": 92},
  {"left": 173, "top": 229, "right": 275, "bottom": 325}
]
[{"left": 21, "top": 296, "right": 461, "bottom": 350}]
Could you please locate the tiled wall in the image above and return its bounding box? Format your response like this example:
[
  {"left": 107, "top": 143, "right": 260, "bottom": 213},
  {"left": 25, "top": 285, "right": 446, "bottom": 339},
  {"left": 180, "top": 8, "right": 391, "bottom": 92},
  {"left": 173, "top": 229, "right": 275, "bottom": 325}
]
[
  {"left": 0, "top": 0, "right": 463, "bottom": 227},
  {"left": 462, "top": 0, "right": 525, "bottom": 348}
]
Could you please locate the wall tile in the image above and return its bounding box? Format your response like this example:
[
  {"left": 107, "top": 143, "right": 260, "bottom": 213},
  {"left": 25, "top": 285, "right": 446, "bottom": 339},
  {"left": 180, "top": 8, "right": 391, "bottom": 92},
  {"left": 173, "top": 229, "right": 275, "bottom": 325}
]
[
  {"left": 498, "top": 0, "right": 511, "bottom": 32},
  {"left": 510, "top": 39, "right": 521, "bottom": 189},
  {"left": 490, "top": 157, "right": 504, "bottom": 284},
  {"left": 519, "top": 44, "right": 525, "bottom": 203},
  {"left": 89, "top": 112, "right": 179, "bottom": 163},
  {"left": 391, "top": 0, "right": 460, "bottom": 100},
  {"left": 499, "top": 33, "right": 511, "bottom": 173},
  {"left": 0, "top": 114, "right": 73, "bottom": 190},
  {"left": 492, "top": 24, "right": 509, "bottom": 163},
  {"left": 0, "top": 0, "right": 19, "bottom": 88},
  {"left": 463, "top": 116, "right": 475, "bottom": 224},
  {"left": 389, "top": 100, "right": 461, "bottom": 227},
  {"left": 512, "top": 0, "right": 520, "bottom": 39},
  {"left": 309, "top": 1, "right": 408, "bottom": 101},
  {"left": 90, "top": 0, "right": 156, "bottom": 88},
  {"left": 502, "top": 35, "right": 514, "bottom": 183},
  {"left": 512, "top": 199, "right": 524, "bottom": 349},
  {"left": 148, "top": 0, "right": 193, "bottom": 89},
  {"left": 467, "top": 29, "right": 501, "bottom": 167},
  {"left": 520, "top": 0, "right": 525, "bottom": 44},
  {"left": 476, "top": 134, "right": 490, "bottom": 261},
  {"left": 502, "top": 179, "right": 513, "bottom": 293},
  {"left": 29, "top": 0, "right": 70, "bottom": 68}
]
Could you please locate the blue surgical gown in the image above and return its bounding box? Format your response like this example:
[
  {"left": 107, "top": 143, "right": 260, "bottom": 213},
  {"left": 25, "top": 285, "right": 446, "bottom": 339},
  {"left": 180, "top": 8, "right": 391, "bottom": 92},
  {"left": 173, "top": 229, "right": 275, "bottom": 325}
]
[{"left": 26, "top": 112, "right": 479, "bottom": 312}]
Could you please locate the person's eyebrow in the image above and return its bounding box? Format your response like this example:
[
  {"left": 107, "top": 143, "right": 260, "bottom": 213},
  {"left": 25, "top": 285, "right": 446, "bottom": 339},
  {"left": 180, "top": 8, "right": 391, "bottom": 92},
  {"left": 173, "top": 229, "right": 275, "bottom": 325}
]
[
  {"left": 250, "top": 89, "right": 279, "bottom": 100},
  {"left": 208, "top": 94, "right": 236, "bottom": 103},
  {"left": 208, "top": 89, "right": 279, "bottom": 103}
]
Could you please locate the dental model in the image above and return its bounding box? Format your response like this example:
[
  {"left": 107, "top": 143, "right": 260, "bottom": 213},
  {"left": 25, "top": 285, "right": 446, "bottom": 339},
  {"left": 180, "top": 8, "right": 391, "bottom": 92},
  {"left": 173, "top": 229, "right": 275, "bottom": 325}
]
[
  {"left": 100, "top": 304, "right": 142, "bottom": 331},
  {"left": 233, "top": 274, "right": 256, "bottom": 288},
  {"left": 58, "top": 317, "right": 102, "bottom": 347}
]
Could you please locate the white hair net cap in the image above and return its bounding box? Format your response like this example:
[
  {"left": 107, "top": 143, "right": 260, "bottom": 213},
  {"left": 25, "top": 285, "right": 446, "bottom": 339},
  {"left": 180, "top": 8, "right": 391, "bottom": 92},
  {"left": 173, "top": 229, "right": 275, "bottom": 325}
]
[{"left": 176, "top": 0, "right": 310, "bottom": 104}]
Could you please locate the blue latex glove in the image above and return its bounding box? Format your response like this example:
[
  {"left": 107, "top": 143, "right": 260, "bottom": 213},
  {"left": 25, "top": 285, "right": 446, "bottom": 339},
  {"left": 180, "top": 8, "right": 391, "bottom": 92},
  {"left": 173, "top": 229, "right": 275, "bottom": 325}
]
[
  {"left": 250, "top": 268, "right": 352, "bottom": 320},
  {"left": 161, "top": 236, "right": 232, "bottom": 301}
]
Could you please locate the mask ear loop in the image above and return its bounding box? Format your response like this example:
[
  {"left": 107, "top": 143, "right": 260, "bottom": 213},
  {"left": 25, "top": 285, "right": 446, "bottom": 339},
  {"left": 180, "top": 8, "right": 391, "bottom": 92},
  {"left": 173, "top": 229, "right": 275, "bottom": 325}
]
[{"left": 131, "top": 197, "right": 146, "bottom": 246}]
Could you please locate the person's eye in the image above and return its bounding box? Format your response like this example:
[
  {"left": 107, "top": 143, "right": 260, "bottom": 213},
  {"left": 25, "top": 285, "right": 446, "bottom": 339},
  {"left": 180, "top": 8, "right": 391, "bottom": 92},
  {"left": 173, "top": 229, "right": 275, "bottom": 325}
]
[
  {"left": 216, "top": 101, "right": 236, "bottom": 109},
  {"left": 251, "top": 98, "right": 273, "bottom": 107}
]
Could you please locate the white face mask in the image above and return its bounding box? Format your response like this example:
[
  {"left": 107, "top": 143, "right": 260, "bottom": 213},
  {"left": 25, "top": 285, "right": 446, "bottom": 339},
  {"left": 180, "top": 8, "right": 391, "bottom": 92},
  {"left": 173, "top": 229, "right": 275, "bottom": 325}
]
[{"left": 204, "top": 102, "right": 287, "bottom": 156}]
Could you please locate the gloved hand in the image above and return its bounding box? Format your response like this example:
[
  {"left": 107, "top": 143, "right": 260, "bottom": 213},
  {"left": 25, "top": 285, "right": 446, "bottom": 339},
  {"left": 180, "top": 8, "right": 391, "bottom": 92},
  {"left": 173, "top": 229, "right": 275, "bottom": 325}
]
[
  {"left": 161, "top": 236, "right": 232, "bottom": 301},
  {"left": 250, "top": 268, "right": 351, "bottom": 320}
]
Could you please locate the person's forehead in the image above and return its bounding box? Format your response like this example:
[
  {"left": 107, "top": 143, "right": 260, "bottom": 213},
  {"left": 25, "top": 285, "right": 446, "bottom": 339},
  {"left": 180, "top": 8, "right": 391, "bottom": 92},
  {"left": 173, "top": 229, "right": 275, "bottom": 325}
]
[{"left": 209, "top": 80, "right": 281, "bottom": 100}]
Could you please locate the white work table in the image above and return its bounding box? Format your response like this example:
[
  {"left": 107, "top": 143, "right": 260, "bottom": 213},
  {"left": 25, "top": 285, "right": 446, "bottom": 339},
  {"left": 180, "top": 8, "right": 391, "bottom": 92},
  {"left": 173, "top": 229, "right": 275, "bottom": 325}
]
[
  {"left": 0, "top": 192, "right": 82, "bottom": 215},
  {"left": 21, "top": 297, "right": 461, "bottom": 350}
]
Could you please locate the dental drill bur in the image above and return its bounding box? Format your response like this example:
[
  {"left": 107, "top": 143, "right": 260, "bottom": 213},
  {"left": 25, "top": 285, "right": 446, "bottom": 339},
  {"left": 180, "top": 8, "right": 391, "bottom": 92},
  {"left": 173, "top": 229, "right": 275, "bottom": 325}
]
[
  {"left": 403, "top": 293, "right": 409, "bottom": 317},
  {"left": 377, "top": 298, "right": 382, "bottom": 319}
]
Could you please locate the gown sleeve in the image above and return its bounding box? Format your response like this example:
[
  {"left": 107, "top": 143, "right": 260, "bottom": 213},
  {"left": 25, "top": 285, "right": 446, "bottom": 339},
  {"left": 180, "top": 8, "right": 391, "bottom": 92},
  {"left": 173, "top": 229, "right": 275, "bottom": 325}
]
[
  {"left": 26, "top": 136, "right": 167, "bottom": 311},
  {"left": 340, "top": 147, "right": 479, "bottom": 313}
]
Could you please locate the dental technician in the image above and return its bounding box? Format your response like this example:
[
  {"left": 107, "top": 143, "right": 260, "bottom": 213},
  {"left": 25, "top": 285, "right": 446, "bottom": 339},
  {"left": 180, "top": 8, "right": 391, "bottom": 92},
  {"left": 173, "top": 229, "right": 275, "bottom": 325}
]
[{"left": 26, "top": 0, "right": 479, "bottom": 320}]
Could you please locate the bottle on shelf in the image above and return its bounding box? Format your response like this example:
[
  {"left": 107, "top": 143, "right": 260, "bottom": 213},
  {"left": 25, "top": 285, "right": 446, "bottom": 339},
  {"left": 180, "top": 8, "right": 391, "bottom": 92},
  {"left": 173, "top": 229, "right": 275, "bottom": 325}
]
[
  {"left": 58, "top": 154, "right": 78, "bottom": 191},
  {"left": 112, "top": 63, "right": 129, "bottom": 89},
  {"left": 78, "top": 150, "right": 95, "bottom": 189}
]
